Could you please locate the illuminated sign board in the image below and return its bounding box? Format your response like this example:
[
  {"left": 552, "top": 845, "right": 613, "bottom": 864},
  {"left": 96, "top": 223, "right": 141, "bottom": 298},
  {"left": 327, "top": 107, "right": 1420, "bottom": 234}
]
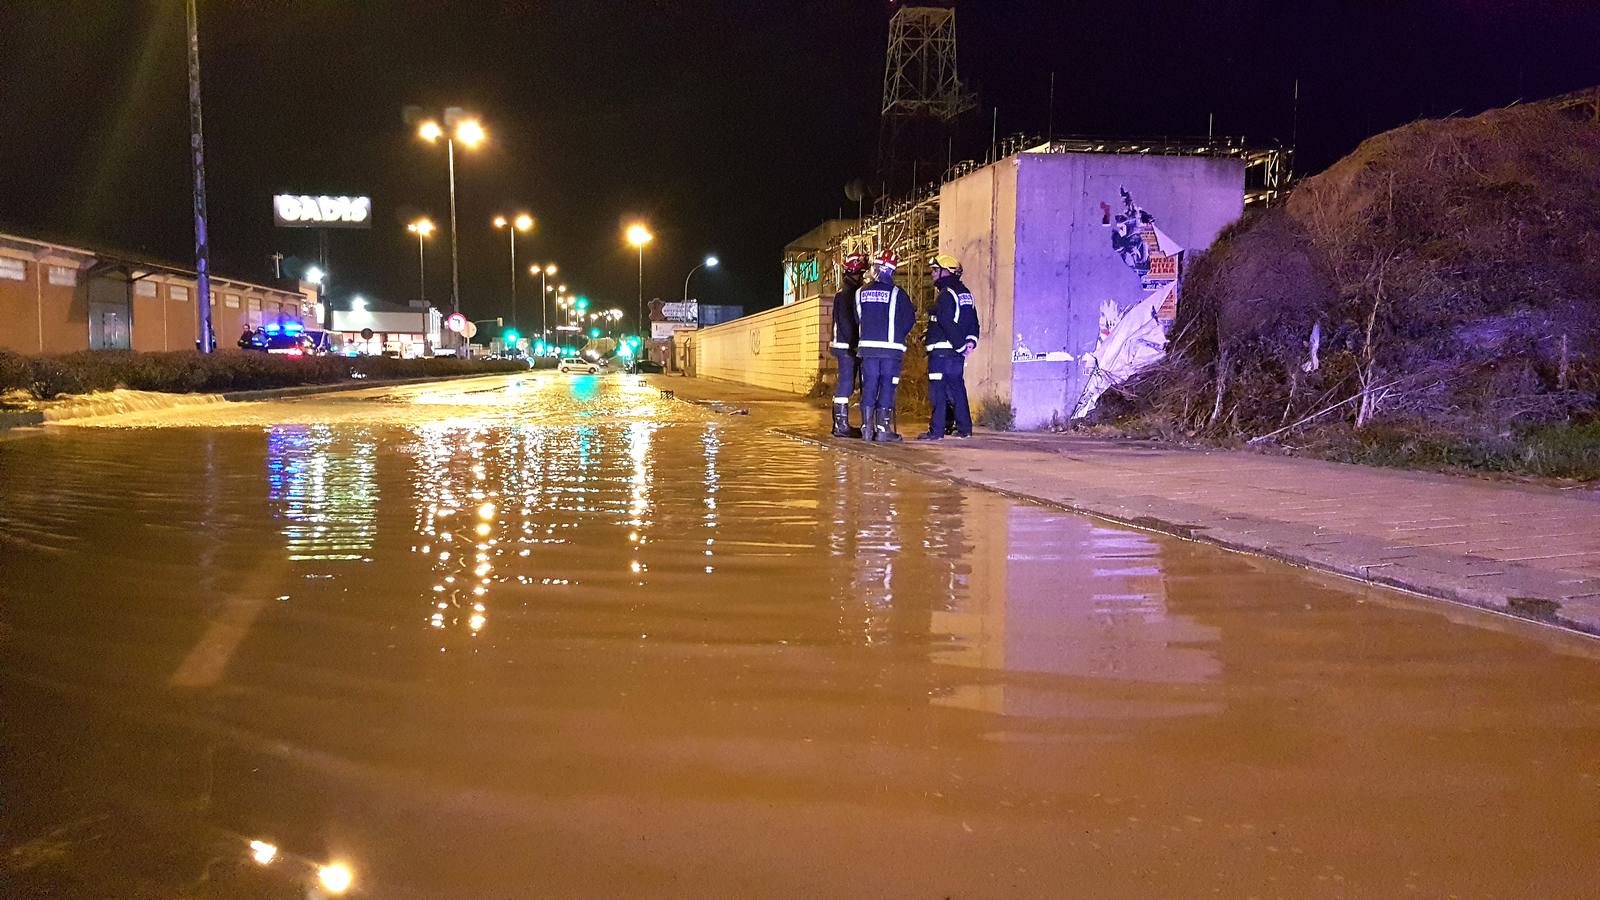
[{"left": 273, "top": 194, "right": 372, "bottom": 228}]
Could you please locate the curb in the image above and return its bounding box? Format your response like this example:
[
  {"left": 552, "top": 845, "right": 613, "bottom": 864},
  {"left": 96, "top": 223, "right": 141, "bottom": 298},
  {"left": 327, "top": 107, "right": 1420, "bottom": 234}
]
[
  {"left": 1, "top": 371, "right": 525, "bottom": 430},
  {"left": 771, "top": 426, "right": 1600, "bottom": 641},
  {"left": 0, "top": 409, "right": 44, "bottom": 430}
]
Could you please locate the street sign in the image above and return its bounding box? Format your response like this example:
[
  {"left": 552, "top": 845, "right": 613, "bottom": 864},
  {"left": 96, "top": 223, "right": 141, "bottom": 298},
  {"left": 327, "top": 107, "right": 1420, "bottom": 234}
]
[
  {"left": 446, "top": 313, "right": 467, "bottom": 333},
  {"left": 661, "top": 300, "right": 698, "bottom": 323},
  {"left": 462, "top": 321, "right": 478, "bottom": 339}
]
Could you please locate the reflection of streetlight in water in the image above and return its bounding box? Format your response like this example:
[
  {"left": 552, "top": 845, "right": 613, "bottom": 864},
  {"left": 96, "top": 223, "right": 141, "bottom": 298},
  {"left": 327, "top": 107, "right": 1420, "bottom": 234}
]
[{"left": 266, "top": 425, "right": 378, "bottom": 562}]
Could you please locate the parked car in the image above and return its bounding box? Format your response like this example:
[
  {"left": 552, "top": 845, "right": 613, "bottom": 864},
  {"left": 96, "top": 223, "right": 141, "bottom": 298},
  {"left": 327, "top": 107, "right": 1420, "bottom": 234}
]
[
  {"left": 630, "top": 359, "right": 664, "bottom": 374},
  {"left": 557, "top": 356, "right": 599, "bottom": 375}
]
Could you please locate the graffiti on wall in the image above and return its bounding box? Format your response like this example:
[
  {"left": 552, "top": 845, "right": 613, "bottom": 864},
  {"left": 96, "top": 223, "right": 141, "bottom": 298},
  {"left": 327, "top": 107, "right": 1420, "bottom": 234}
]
[{"left": 1071, "top": 187, "right": 1185, "bottom": 419}]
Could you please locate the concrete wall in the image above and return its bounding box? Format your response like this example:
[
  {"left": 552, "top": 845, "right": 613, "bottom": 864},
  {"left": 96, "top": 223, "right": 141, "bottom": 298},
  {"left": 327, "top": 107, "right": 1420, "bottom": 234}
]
[
  {"left": 940, "top": 152, "right": 1244, "bottom": 429},
  {"left": 939, "top": 159, "right": 1019, "bottom": 418},
  {"left": 683, "top": 297, "right": 825, "bottom": 394}
]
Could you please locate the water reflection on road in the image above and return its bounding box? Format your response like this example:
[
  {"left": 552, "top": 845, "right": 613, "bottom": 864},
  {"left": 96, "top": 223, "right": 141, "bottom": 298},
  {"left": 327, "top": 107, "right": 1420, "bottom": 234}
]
[{"left": 1, "top": 373, "right": 1597, "bottom": 897}]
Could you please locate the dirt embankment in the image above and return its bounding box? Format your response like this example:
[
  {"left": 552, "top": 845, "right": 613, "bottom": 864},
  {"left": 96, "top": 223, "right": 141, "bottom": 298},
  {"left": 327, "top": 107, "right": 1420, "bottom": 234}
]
[{"left": 1091, "top": 90, "right": 1600, "bottom": 479}]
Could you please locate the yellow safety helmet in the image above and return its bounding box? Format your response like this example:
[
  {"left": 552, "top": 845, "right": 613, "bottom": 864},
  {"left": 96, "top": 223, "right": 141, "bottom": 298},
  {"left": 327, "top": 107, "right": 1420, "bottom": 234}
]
[{"left": 929, "top": 253, "right": 962, "bottom": 273}]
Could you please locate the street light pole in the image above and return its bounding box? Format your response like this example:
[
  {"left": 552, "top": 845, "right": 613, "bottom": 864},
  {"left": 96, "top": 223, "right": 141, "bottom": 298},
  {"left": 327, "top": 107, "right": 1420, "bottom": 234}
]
[
  {"left": 531, "top": 263, "right": 556, "bottom": 341},
  {"left": 185, "top": 0, "right": 214, "bottom": 353},
  {"left": 625, "top": 223, "right": 652, "bottom": 336},
  {"left": 683, "top": 255, "right": 719, "bottom": 302},
  {"left": 447, "top": 137, "right": 460, "bottom": 315},
  {"left": 419, "top": 114, "right": 484, "bottom": 329},
  {"left": 407, "top": 218, "right": 433, "bottom": 305},
  {"left": 416, "top": 229, "right": 426, "bottom": 302}
]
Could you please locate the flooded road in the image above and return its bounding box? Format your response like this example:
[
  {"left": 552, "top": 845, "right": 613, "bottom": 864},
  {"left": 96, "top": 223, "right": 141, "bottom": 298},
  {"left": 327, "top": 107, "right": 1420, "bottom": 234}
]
[{"left": 2, "top": 373, "right": 1598, "bottom": 898}]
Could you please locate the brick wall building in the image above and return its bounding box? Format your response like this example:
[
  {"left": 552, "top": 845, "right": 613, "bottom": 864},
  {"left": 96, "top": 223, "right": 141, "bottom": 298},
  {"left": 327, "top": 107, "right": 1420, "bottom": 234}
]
[{"left": 0, "top": 231, "right": 314, "bottom": 354}]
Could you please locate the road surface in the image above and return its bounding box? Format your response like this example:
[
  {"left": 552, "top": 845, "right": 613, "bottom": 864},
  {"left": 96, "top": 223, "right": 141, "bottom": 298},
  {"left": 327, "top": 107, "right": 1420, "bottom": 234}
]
[{"left": 2, "top": 372, "right": 1597, "bottom": 897}]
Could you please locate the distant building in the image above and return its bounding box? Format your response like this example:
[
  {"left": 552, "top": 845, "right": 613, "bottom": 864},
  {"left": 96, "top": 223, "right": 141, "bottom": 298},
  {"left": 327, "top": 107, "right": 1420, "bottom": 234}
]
[
  {"left": 0, "top": 230, "right": 314, "bottom": 354},
  {"left": 328, "top": 298, "right": 442, "bottom": 358},
  {"left": 782, "top": 219, "right": 859, "bottom": 307}
]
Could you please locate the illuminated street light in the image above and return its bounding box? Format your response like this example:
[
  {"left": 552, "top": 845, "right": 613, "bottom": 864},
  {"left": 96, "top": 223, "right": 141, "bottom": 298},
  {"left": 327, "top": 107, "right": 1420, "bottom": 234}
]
[
  {"left": 304, "top": 266, "right": 325, "bottom": 285},
  {"left": 683, "top": 253, "right": 719, "bottom": 302},
  {"left": 318, "top": 863, "right": 354, "bottom": 895},
  {"left": 493, "top": 213, "right": 534, "bottom": 333},
  {"left": 528, "top": 262, "right": 558, "bottom": 339},
  {"left": 407, "top": 218, "right": 434, "bottom": 304},
  {"left": 417, "top": 112, "right": 486, "bottom": 320},
  {"left": 626, "top": 223, "right": 653, "bottom": 333}
]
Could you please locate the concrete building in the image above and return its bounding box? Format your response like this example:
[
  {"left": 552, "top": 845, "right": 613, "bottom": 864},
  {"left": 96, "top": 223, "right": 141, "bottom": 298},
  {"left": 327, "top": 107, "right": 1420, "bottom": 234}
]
[
  {"left": 685, "top": 148, "right": 1247, "bottom": 419},
  {"left": 0, "top": 231, "right": 314, "bottom": 354},
  {"left": 942, "top": 152, "right": 1244, "bottom": 428}
]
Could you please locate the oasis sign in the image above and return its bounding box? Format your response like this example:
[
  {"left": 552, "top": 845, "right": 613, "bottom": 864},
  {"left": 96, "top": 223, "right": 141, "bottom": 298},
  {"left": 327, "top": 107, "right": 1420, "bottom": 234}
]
[{"left": 273, "top": 194, "right": 372, "bottom": 228}]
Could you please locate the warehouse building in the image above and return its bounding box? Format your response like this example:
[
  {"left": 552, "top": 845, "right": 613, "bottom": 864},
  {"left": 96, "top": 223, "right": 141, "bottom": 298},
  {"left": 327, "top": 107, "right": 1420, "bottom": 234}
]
[{"left": 0, "top": 231, "right": 315, "bottom": 355}]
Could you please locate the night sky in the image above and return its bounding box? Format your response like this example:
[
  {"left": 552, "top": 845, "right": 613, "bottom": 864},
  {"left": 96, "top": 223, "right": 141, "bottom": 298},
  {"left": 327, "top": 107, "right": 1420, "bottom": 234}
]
[{"left": 3, "top": 1, "right": 1599, "bottom": 326}]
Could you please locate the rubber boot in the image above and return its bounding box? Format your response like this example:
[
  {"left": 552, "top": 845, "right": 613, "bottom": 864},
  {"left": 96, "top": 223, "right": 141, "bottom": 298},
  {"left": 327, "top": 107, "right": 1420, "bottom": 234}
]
[
  {"left": 831, "top": 407, "right": 852, "bottom": 438},
  {"left": 876, "top": 407, "right": 903, "bottom": 443},
  {"left": 860, "top": 407, "right": 877, "bottom": 441}
]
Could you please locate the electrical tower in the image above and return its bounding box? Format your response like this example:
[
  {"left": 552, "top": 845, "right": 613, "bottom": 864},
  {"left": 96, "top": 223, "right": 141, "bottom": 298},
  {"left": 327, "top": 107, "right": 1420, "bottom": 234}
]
[{"left": 878, "top": 2, "right": 976, "bottom": 199}]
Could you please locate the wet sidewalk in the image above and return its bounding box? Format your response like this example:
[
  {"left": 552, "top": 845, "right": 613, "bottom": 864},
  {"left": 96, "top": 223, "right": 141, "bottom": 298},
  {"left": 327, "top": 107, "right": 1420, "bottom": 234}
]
[{"left": 659, "top": 375, "right": 1600, "bottom": 636}]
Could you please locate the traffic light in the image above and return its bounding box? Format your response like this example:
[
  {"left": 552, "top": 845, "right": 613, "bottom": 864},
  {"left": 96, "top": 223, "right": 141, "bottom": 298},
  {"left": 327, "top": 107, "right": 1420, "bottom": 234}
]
[
  {"left": 627, "top": 335, "right": 641, "bottom": 348},
  {"left": 575, "top": 296, "right": 588, "bottom": 312},
  {"left": 589, "top": 327, "right": 600, "bottom": 338},
  {"left": 534, "top": 340, "right": 546, "bottom": 354},
  {"left": 503, "top": 328, "right": 520, "bottom": 345}
]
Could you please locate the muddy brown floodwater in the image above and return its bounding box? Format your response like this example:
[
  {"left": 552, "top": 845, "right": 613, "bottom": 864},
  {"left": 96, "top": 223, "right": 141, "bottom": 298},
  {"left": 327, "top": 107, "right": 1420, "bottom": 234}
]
[{"left": 2, "top": 373, "right": 1598, "bottom": 898}]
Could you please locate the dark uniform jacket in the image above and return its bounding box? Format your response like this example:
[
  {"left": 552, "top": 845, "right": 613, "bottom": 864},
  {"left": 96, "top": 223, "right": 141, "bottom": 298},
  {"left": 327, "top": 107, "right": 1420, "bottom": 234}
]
[
  {"left": 853, "top": 275, "right": 915, "bottom": 358},
  {"left": 830, "top": 282, "right": 860, "bottom": 353},
  {"left": 924, "top": 275, "right": 981, "bottom": 356}
]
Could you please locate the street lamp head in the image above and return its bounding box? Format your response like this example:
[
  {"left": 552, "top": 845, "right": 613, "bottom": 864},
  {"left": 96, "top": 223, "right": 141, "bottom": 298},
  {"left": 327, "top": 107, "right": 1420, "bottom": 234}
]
[
  {"left": 493, "top": 215, "right": 508, "bottom": 229},
  {"left": 544, "top": 263, "right": 558, "bottom": 275},
  {"left": 626, "top": 223, "right": 653, "bottom": 248},
  {"left": 558, "top": 284, "right": 567, "bottom": 293},
  {"left": 409, "top": 218, "right": 435, "bottom": 236},
  {"left": 454, "top": 119, "right": 486, "bottom": 148},
  {"left": 513, "top": 213, "right": 534, "bottom": 232},
  {"left": 705, "top": 255, "right": 719, "bottom": 268},
  {"left": 418, "top": 120, "right": 444, "bottom": 143},
  {"left": 304, "top": 266, "right": 325, "bottom": 285},
  {"left": 351, "top": 295, "right": 367, "bottom": 311}
]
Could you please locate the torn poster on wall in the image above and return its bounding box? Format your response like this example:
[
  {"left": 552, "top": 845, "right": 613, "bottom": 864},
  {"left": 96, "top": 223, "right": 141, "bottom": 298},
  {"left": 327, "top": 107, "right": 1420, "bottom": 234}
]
[{"left": 1072, "top": 188, "right": 1186, "bottom": 419}]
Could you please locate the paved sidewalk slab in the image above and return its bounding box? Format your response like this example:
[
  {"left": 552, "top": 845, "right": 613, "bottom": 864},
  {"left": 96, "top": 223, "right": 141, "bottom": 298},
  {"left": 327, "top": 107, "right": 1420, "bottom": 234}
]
[
  {"left": 654, "top": 375, "right": 1600, "bottom": 636},
  {"left": 839, "top": 432, "right": 1600, "bottom": 635}
]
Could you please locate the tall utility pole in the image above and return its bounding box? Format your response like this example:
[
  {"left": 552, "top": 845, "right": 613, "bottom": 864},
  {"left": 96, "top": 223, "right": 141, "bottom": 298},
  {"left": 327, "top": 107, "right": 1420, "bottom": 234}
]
[{"left": 186, "top": 0, "right": 213, "bottom": 352}]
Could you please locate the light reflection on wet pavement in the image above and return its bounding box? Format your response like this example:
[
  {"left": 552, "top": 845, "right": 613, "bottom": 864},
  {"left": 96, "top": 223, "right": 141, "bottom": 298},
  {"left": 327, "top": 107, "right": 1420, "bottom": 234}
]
[{"left": 2, "top": 373, "right": 1598, "bottom": 897}]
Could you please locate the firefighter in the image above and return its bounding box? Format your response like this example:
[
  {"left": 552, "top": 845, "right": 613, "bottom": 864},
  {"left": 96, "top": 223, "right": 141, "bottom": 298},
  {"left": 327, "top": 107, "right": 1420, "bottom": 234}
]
[
  {"left": 854, "top": 249, "right": 916, "bottom": 442},
  {"left": 829, "top": 252, "right": 870, "bottom": 437},
  {"left": 917, "top": 253, "right": 980, "bottom": 440}
]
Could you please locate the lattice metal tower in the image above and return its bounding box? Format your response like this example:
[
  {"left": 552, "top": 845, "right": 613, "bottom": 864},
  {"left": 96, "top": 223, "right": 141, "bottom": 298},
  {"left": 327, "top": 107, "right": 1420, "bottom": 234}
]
[
  {"left": 882, "top": 3, "right": 974, "bottom": 121},
  {"left": 878, "top": 3, "right": 975, "bottom": 199}
]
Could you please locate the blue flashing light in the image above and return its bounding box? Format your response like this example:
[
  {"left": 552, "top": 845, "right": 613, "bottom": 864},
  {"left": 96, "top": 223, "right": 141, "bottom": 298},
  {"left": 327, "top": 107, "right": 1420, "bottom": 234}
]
[
  {"left": 284, "top": 322, "right": 303, "bottom": 333},
  {"left": 264, "top": 323, "right": 281, "bottom": 334}
]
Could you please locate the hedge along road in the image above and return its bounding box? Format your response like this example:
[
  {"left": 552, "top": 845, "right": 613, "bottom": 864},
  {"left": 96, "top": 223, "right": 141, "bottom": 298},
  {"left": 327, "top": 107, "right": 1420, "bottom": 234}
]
[{"left": 2, "top": 371, "right": 1598, "bottom": 897}]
